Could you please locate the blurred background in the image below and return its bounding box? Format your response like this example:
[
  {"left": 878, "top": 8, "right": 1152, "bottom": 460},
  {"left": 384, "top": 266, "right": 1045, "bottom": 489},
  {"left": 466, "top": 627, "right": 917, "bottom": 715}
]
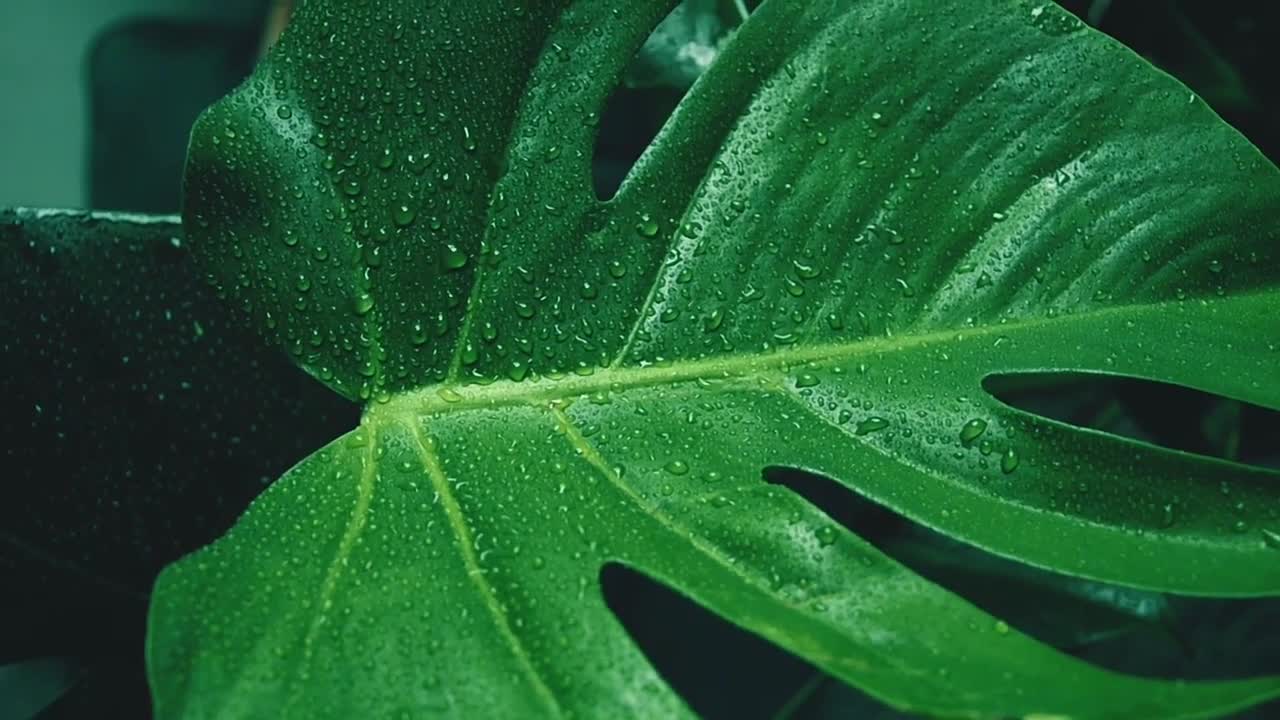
[
  {"left": 0, "top": 0, "right": 267, "bottom": 211},
  {"left": 1, "top": 1, "right": 1278, "bottom": 718},
  {"left": 1, "top": 0, "right": 1277, "bottom": 212}
]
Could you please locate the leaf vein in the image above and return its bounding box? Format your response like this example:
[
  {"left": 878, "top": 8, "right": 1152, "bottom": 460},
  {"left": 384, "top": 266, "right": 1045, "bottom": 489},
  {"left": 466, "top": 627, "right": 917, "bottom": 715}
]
[
  {"left": 405, "top": 418, "right": 564, "bottom": 717},
  {"left": 293, "top": 424, "right": 379, "bottom": 701}
]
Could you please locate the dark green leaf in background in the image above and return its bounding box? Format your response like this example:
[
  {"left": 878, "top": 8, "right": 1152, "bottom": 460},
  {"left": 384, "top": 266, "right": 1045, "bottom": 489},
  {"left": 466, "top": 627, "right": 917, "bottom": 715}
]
[{"left": 0, "top": 209, "right": 356, "bottom": 716}]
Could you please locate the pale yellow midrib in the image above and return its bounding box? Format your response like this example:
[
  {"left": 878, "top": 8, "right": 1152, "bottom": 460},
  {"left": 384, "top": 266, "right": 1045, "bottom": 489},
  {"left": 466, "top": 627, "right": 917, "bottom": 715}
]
[
  {"left": 406, "top": 419, "right": 565, "bottom": 717},
  {"left": 374, "top": 296, "right": 1193, "bottom": 422}
]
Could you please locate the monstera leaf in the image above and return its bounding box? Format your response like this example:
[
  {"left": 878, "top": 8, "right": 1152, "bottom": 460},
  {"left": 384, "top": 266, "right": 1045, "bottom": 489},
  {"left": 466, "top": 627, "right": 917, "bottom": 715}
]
[{"left": 148, "top": 0, "right": 1280, "bottom": 717}]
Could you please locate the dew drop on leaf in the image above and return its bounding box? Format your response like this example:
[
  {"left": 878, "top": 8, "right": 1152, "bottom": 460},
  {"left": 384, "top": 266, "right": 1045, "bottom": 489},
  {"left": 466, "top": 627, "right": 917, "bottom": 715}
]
[
  {"left": 392, "top": 205, "right": 417, "bottom": 227},
  {"left": 792, "top": 259, "right": 820, "bottom": 279},
  {"left": 635, "top": 215, "right": 659, "bottom": 238},
  {"left": 1000, "top": 448, "right": 1020, "bottom": 474},
  {"left": 442, "top": 245, "right": 468, "bottom": 270},
  {"left": 794, "top": 373, "right": 820, "bottom": 389},
  {"left": 664, "top": 459, "right": 690, "bottom": 476},
  {"left": 815, "top": 526, "right": 838, "bottom": 547},
  {"left": 959, "top": 418, "right": 988, "bottom": 446},
  {"left": 854, "top": 416, "right": 889, "bottom": 436},
  {"left": 353, "top": 291, "right": 375, "bottom": 316},
  {"left": 703, "top": 308, "right": 725, "bottom": 332},
  {"left": 506, "top": 363, "right": 529, "bottom": 382}
]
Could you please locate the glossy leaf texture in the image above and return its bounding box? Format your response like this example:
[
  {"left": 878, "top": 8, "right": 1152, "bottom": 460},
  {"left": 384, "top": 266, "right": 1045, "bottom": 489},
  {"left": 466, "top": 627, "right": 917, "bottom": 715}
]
[{"left": 155, "top": 0, "right": 1280, "bottom": 718}]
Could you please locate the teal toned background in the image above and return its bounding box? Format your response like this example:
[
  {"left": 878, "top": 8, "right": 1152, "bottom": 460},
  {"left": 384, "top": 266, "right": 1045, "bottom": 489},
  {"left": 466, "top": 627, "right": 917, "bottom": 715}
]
[{"left": 0, "top": 0, "right": 263, "bottom": 208}]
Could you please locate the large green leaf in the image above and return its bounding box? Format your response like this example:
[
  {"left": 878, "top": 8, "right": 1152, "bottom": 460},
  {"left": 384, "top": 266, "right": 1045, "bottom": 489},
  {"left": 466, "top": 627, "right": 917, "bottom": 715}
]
[{"left": 150, "top": 0, "right": 1280, "bottom": 717}]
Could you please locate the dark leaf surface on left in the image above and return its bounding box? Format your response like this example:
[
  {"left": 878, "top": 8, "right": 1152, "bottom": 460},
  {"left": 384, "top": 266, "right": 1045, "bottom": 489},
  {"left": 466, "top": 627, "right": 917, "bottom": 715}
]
[{"left": 0, "top": 209, "right": 355, "bottom": 710}]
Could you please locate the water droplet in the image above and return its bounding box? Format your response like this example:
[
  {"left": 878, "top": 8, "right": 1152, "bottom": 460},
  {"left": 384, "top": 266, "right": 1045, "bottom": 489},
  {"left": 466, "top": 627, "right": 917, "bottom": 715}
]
[
  {"left": 664, "top": 459, "right": 690, "bottom": 476},
  {"left": 994, "top": 620, "right": 1010, "bottom": 635},
  {"left": 436, "top": 387, "right": 463, "bottom": 403},
  {"left": 1000, "top": 448, "right": 1020, "bottom": 474},
  {"left": 703, "top": 308, "right": 725, "bottom": 333},
  {"left": 506, "top": 362, "right": 529, "bottom": 382},
  {"left": 608, "top": 260, "right": 627, "bottom": 279},
  {"left": 392, "top": 204, "right": 416, "bottom": 227},
  {"left": 514, "top": 301, "right": 536, "bottom": 319},
  {"left": 411, "top": 322, "right": 428, "bottom": 346},
  {"left": 635, "top": 215, "right": 659, "bottom": 238},
  {"left": 959, "top": 418, "right": 988, "bottom": 446},
  {"left": 815, "top": 526, "right": 838, "bottom": 547},
  {"left": 442, "top": 245, "right": 468, "bottom": 270},
  {"left": 353, "top": 291, "right": 375, "bottom": 316},
  {"left": 854, "top": 417, "right": 889, "bottom": 436},
  {"left": 794, "top": 373, "right": 820, "bottom": 389},
  {"left": 275, "top": 105, "right": 292, "bottom": 119},
  {"left": 792, "top": 259, "right": 821, "bottom": 279}
]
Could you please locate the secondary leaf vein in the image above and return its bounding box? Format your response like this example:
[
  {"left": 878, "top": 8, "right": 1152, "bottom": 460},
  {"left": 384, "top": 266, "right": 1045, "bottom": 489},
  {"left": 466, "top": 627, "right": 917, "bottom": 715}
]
[
  {"left": 293, "top": 423, "right": 378, "bottom": 699},
  {"left": 405, "top": 418, "right": 564, "bottom": 717}
]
